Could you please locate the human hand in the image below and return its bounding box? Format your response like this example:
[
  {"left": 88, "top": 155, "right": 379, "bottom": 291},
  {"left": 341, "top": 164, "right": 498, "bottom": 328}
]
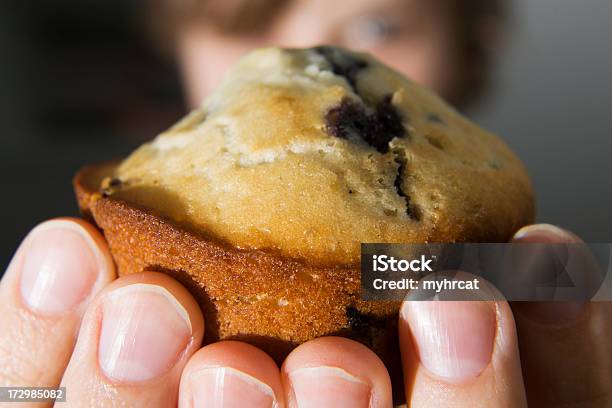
[
  {"left": 0, "top": 219, "right": 609, "bottom": 407},
  {"left": 509, "top": 224, "right": 612, "bottom": 407},
  {"left": 398, "top": 224, "right": 611, "bottom": 407},
  {"left": 0, "top": 218, "right": 384, "bottom": 407}
]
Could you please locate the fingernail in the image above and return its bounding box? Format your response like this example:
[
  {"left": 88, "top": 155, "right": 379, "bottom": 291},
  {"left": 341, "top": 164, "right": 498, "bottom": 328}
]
[
  {"left": 189, "top": 367, "right": 277, "bottom": 408},
  {"left": 20, "top": 220, "right": 101, "bottom": 315},
  {"left": 513, "top": 224, "right": 577, "bottom": 243},
  {"left": 513, "top": 225, "right": 587, "bottom": 324},
  {"left": 289, "top": 366, "right": 371, "bottom": 408},
  {"left": 99, "top": 284, "right": 192, "bottom": 382},
  {"left": 402, "top": 300, "right": 496, "bottom": 382}
]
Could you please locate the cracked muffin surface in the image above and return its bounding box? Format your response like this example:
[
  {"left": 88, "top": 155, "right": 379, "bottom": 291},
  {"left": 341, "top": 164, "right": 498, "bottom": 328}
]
[{"left": 106, "top": 46, "right": 534, "bottom": 266}]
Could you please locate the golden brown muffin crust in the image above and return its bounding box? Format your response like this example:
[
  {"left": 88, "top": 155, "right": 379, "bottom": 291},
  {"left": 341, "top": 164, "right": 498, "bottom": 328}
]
[{"left": 107, "top": 47, "right": 533, "bottom": 267}]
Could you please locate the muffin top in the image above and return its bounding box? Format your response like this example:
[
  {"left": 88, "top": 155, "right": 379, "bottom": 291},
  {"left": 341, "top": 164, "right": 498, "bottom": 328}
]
[{"left": 106, "top": 46, "right": 534, "bottom": 266}]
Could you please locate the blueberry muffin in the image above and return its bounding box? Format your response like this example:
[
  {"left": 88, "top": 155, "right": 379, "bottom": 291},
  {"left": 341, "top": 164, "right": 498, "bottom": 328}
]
[{"left": 74, "top": 46, "right": 534, "bottom": 401}]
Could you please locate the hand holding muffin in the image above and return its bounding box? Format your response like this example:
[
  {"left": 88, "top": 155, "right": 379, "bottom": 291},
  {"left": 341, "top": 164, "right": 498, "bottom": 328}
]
[{"left": 1, "top": 218, "right": 610, "bottom": 407}]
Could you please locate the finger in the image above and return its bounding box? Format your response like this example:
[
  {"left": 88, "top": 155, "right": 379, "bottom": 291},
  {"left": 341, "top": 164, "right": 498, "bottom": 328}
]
[
  {"left": 179, "top": 341, "right": 284, "bottom": 408},
  {"left": 0, "top": 218, "right": 115, "bottom": 393},
  {"left": 512, "top": 224, "right": 612, "bottom": 407},
  {"left": 59, "top": 272, "right": 204, "bottom": 407},
  {"left": 281, "top": 336, "right": 392, "bottom": 408},
  {"left": 400, "top": 275, "right": 527, "bottom": 407}
]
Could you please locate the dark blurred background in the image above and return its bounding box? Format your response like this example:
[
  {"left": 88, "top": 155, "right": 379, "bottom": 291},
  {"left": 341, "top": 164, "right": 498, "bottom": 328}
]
[
  {"left": 1, "top": 0, "right": 611, "bottom": 269},
  {"left": 0, "top": 1, "right": 185, "bottom": 269}
]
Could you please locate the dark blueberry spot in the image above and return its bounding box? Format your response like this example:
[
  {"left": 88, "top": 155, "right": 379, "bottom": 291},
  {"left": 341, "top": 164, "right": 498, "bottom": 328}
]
[
  {"left": 101, "top": 177, "right": 123, "bottom": 197},
  {"left": 393, "top": 155, "right": 406, "bottom": 195},
  {"left": 374, "top": 95, "right": 405, "bottom": 149},
  {"left": 393, "top": 152, "right": 409, "bottom": 211},
  {"left": 109, "top": 178, "right": 122, "bottom": 188},
  {"left": 425, "top": 135, "right": 444, "bottom": 150},
  {"left": 346, "top": 306, "right": 368, "bottom": 330},
  {"left": 325, "top": 96, "right": 405, "bottom": 154},
  {"left": 426, "top": 113, "right": 445, "bottom": 124},
  {"left": 346, "top": 306, "right": 385, "bottom": 332},
  {"left": 314, "top": 46, "right": 368, "bottom": 91},
  {"left": 326, "top": 99, "right": 370, "bottom": 142},
  {"left": 348, "top": 189, "right": 354, "bottom": 194},
  {"left": 342, "top": 306, "right": 389, "bottom": 347},
  {"left": 488, "top": 160, "right": 502, "bottom": 170},
  {"left": 393, "top": 149, "right": 420, "bottom": 220}
]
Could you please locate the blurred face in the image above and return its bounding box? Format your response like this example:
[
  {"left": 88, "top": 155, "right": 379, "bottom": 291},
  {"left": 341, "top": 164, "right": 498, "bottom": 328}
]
[{"left": 178, "top": 0, "right": 462, "bottom": 107}]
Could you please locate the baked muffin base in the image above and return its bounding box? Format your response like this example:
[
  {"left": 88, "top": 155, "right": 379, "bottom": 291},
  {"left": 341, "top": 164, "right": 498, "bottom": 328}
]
[{"left": 74, "top": 162, "right": 405, "bottom": 402}]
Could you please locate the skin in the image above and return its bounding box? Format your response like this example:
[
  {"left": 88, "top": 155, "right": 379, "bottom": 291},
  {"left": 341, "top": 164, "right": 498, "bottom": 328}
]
[
  {"left": 0, "top": 218, "right": 609, "bottom": 407},
  {"left": 177, "top": 0, "right": 466, "bottom": 108}
]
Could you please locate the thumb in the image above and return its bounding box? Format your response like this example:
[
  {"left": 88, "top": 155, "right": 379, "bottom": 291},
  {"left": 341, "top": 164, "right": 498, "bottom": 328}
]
[{"left": 399, "top": 273, "right": 527, "bottom": 407}]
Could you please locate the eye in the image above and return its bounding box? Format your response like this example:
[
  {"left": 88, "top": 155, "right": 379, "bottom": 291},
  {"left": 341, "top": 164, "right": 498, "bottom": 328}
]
[{"left": 342, "top": 14, "right": 401, "bottom": 47}]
